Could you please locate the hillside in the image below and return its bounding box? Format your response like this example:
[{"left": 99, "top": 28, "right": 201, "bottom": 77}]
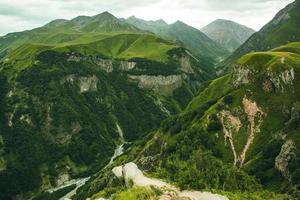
[
  {"left": 218, "top": 0, "right": 300, "bottom": 73},
  {"left": 126, "top": 16, "right": 230, "bottom": 65},
  {"left": 0, "top": 12, "right": 216, "bottom": 199},
  {"left": 0, "top": 12, "right": 141, "bottom": 57},
  {"left": 201, "top": 19, "right": 255, "bottom": 52},
  {"left": 73, "top": 43, "right": 300, "bottom": 200}
]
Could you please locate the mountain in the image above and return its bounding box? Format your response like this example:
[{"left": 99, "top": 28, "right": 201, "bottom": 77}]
[
  {"left": 0, "top": 12, "right": 141, "bottom": 57},
  {"left": 201, "top": 19, "right": 255, "bottom": 52},
  {"left": 126, "top": 16, "right": 230, "bottom": 65},
  {"left": 73, "top": 42, "right": 300, "bottom": 200},
  {"left": 218, "top": 0, "right": 300, "bottom": 72},
  {"left": 125, "top": 16, "right": 168, "bottom": 35},
  {"left": 0, "top": 12, "right": 216, "bottom": 199}
]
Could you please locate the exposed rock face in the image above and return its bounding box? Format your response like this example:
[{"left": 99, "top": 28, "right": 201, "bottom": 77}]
[
  {"left": 233, "top": 63, "right": 295, "bottom": 92},
  {"left": 71, "top": 122, "right": 82, "bottom": 134},
  {"left": 67, "top": 55, "right": 137, "bottom": 73},
  {"left": 119, "top": 61, "right": 136, "bottom": 71},
  {"left": 61, "top": 74, "right": 99, "bottom": 93},
  {"left": 263, "top": 79, "right": 274, "bottom": 92},
  {"left": 179, "top": 56, "right": 194, "bottom": 74},
  {"left": 93, "top": 58, "right": 113, "bottom": 73},
  {"left": 286, "top": 102, "right": 300, "bottom": 126},
  {"left": 112, "top": 166, "right": 123, "bottom": 178},
  {"left": 129, "top": 75, "right": 182, "bottom": 96},
  {"left": 232, "top": 65, "right": 253, "bottom": 87},
  {"left": 219, "top": 110, "right": 242, "bottom": 165},
  {"left": 66, "top": 53, "right": 203, "bottom": 97},
  {"left": 20, "top": 114, "right": 32, "bottom": 125},
  {"left": 56, "top": 173, "right": 70, "bottom": 186},
  {"left": 79, "top": 75, "right": 98, "bottom": 93},
  {"left": 60, "top": 74, "right": 76, "bottom": 84},
  {"left": 219, "top": 96, "right": 266, "bottom": 167},
  {"left": 275, "top": 139, "right": 296, "bottom": 179},
  {"left": 67, "top": 55, "right": 82, "bottom": 63},
  {"left": 239, "top": 96, "right": 265, "bottom": 166},
  {"left": 267, "top": 68, "right": 295, "bottom": 91}
]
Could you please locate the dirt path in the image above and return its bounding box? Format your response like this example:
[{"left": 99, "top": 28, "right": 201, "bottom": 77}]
[{"left": 112, "top": 162, "right": 229, "bottom": 200}]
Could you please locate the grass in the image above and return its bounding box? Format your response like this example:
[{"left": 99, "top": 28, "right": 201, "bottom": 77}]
[
  {"left": 186, "top": 75, "right": 232, "bottom": 112},
  {"left": 216, "top": 190, "right": 292, "bottom": 200},
  {"left": 112, "top": 186, "right": 159, "bottom": 200},
  {"left": 237, "top": 42, "right": 300, "bottom": 70},
  {"left": 3, "top": 33, "right": 177, "bottom": 71}
]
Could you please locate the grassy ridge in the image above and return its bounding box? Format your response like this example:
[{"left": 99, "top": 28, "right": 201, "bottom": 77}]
[{"left": 3, "top": 33, "right": 177, "bottom": 72}]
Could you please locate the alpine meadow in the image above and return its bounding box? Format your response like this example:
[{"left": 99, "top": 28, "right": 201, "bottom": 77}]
[{"left": 0, "top": 0, "right": 299, "bottom": 200}]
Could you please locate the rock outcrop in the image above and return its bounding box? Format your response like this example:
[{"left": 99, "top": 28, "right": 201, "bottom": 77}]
[
  {"left": 232, "top": 65, "right": 253, "bottom": 87},
  {"left": 129, "top": 75, "right": 182, "bottom": 96},
  {"left": 79, "top": 75, "right": 98, "bottom": 93},
  {"left": 275, "top": 139, "right": 296, "bottom": 179},
  {"left": 60, "top": 74, "right": 99, "bottom": 93}
]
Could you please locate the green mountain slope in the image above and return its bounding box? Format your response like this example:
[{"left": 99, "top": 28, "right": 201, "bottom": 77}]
[
  {"left": 74, "top": 43, "right": 300, "bottom": 200},
  {"left": 126, "top": 16, "right": 230, "bottom": 65},
  {"left": 218, "top": 0, "right": 300, "bottom": 73},
  {"left": 201, "top": 19, "right": 255, "bottom": 52},
  {"left": 0, "top": 12, "right": 216, "bottom": 199},
  {"left": 0, "top": 12, "right": 141, "bottom": 57}
]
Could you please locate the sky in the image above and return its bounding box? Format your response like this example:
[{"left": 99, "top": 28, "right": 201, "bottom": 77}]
[{"left": 0, "top": 0, "right": 295, "bottom": 36}]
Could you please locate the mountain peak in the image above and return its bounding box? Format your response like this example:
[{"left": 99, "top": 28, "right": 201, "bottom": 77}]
[
  {"left": 155, "top": 19, "right": 168, "bottom": 25},
  {"left": 94, "top": 11, "right": 117, "bottom": 20},
  {"left": 128, "top": 15, "right": 138, "bottom": 20},
  {"left": 44, "top": 19, "right": 68, "bottom": 27},
  {"left": 201, "top": 19, "right": 255, "bottom": 52},
  {"left": 213, "top": 19, "right": 234, "bottom": 24},
  {"left": 173, "top": 20, "right": 185, "bottom": 25},
  {"left": 204, "top": 19, "right": 255, "bottom": 31}
]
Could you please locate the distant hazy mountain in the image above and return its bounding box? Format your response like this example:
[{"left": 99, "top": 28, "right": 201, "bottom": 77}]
[
  {"left": 126, "top": 16, "right": 230, "bottom": 64},
  {"left": 201, "top": 19, "right": 255, "bottom": 52},
  {"left": 219, "top": 0, "right": 300, "bottom": 72}
]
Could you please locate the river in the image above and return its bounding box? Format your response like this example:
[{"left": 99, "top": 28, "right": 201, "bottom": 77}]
[{"left": 50, "top": 122, "right": 126, "bottom": 200}]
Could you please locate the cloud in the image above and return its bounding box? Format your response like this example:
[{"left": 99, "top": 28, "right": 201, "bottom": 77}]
[{"left": 0, "top": 0, "right": 295, "bottom": 36}]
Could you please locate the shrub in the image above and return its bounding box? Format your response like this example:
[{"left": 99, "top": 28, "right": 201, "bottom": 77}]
[{"left": 223, "top": 95, "right": 233, "bottom": 105}]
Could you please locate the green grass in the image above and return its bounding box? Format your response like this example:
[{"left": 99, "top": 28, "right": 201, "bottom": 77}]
[
  {"left": 216, "top": 190, "right": 292, "bottom": 200},
  {"left": 186, "top": 75, "right": 232, "bottom": 112},
  {"left": 3, "top": 33, "right": 177, "bottom": 71},
  {"left": 112, "top": 186, "right": 159, "bottom": 200}
]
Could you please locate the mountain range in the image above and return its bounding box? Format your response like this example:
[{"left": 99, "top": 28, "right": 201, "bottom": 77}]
[
  {"left": 0, "top": 1, "right": 300, "bottom": 200},
  {"left": 125, "top": 16, "right": 230, "bottom": 64}
]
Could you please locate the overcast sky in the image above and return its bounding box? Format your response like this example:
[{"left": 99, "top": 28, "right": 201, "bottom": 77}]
[{"left": 0, "top": 0, "right": 295, "bottom": 36}]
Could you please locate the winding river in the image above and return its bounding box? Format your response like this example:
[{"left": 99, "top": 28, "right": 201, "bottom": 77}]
[{"left": 48, "top": 123, "right": 126, "bottom": 200}]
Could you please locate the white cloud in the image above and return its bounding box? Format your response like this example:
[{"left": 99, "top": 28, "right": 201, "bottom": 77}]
[{"left": 0, "top": 0, "right": 295, "bottom": 36}]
